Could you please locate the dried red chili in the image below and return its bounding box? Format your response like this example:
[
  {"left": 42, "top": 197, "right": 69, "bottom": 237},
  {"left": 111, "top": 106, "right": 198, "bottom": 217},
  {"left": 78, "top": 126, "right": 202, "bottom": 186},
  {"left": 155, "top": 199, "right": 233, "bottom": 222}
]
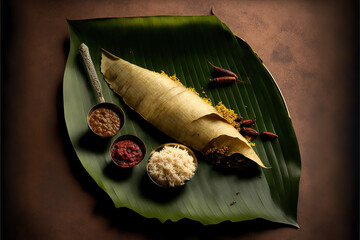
[
  {"left": 260, "top": 132, "right": 278, "bottom": 140},
  {"left": 111, "top": 140, "right": 143, "bottom": 167},
  {"left": 240, "top": 118, "right": 256, "bottom": 127},
  {"left": 206, "top": 59, "right": 239, "bottom": 80},
  {"left": 240, "top": 127, "right": 259, "bottom": 137}
]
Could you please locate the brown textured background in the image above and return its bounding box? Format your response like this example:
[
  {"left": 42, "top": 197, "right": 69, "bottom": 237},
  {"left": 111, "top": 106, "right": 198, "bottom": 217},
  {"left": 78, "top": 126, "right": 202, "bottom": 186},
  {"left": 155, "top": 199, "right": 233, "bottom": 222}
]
[{"left": 2, "top": 0, "right": 359, "bottom": 239}]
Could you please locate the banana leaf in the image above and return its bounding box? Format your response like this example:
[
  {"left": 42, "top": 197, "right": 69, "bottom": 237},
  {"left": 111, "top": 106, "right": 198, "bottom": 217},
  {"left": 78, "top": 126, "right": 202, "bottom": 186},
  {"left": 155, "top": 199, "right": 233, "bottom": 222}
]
[{"left": 63, "top": 15, "right": 301, "bottom": 227}]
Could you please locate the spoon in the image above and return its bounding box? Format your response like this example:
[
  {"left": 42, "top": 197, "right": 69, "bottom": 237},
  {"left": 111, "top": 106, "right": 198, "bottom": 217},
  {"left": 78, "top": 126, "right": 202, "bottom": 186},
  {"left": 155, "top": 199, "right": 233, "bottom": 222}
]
[{"left": 79, "top": 43, "right": 125, "bottom": 137}]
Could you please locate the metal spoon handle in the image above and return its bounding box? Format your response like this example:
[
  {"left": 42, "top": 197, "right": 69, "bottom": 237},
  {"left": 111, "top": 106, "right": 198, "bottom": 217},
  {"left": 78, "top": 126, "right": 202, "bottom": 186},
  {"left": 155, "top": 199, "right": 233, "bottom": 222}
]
[{"left": 79, "top": 43, "right": 105, "bottom": 103}]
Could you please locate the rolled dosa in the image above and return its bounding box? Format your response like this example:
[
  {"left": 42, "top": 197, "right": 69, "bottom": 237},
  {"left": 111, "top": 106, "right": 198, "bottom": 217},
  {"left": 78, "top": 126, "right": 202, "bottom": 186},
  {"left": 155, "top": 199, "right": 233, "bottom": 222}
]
[{"left": 101, "top": 49, "right": 267, "bottom": 168}]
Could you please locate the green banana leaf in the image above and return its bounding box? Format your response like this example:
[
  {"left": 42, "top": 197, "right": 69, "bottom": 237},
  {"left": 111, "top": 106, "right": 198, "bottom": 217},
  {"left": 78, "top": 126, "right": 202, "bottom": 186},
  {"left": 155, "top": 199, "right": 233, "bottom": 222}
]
[{"left": 63, "top": 15, "right": 301, "bottom": 227}]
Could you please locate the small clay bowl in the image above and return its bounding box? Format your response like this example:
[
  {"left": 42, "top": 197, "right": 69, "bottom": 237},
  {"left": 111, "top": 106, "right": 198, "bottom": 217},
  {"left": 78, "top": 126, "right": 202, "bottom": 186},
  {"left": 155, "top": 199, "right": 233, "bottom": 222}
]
[
  {"left": 109, "top": 135, "right": 146, "bottom": 168},
  {"left": 147, "top": 143, "right": 198, "bottom": 188},
  {"left": 87, "top": 102, "right": 125, "bottom": 137}
]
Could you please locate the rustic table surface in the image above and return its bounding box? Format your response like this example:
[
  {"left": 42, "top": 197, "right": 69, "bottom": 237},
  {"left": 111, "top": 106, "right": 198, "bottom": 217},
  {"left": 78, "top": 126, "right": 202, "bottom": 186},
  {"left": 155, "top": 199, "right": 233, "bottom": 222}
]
[{"left": 2, "top": 0, "right": 359, "bottom": 239}]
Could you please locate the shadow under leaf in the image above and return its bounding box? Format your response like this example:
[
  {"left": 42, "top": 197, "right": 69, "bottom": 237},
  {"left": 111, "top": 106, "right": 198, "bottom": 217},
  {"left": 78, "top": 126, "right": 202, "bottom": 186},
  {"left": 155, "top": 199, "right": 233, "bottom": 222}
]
[
  {"left": 78, "top": 130, "right": 111, "bottom": 153},
  {"left": 103, "top": 161, "right": 133, "bottom": 181},
  {"left": 139, "top": 172, "right": 183, "bottom": 203}
]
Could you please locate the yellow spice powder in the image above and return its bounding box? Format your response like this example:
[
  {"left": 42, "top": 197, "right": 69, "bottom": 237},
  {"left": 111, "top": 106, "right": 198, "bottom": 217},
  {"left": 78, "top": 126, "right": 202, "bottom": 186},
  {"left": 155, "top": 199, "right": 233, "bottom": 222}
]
[
  {"left": 214, "top": 102, "right": 240, "bottom": 131},
  {"left": 161, "top": 71, "right": 245, "bottom": 134}
]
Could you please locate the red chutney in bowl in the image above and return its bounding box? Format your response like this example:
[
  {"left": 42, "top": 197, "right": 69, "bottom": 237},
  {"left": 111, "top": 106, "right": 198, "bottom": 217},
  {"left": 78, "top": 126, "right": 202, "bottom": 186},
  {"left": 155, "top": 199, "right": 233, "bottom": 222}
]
[{"left": 111, "top": 140, "right": 144, "bottom": 167}]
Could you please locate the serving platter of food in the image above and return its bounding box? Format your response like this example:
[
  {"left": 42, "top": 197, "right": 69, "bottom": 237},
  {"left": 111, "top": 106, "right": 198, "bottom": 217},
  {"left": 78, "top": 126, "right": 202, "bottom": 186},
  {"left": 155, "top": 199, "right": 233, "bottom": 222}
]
[{"left": 63, "top": 15, "right": 301, "bottom": 226}]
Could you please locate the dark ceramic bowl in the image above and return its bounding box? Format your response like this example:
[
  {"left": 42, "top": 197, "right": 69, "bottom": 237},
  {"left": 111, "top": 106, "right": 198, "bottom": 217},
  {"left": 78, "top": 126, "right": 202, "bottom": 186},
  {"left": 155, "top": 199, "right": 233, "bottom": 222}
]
[{"left": 109, "top": 134, "right": 146, "bottom": 168}]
